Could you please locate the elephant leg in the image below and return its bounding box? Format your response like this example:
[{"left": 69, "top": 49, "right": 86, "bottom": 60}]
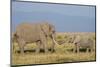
[
  {"left": 51, "top": 44, "right": 55, "bottom": 52},
  {"left": 40, "top": 44, "right": 44, "bottom": 50},
  {"left": 43, "top": 42, "right": 48, "bottom": 53},
  {"left": 90, "top": 48, "right": 94, "bottom": 53},
  {"left": 18, "top": 38, "right": 25, "bottom": 54},
  {"left": 73, "top": 45, "right": 77, "bottom": 53},
  {"left": 12, "top": 42, "right": 15, "bottom": 53},
  {"left": 91, "top": 48, "right": 94, "bottom": 53},
  {"left": 36, "top": 41, "right": 41, "bottom": 53},
  {"left": 76, "top": 45, "right": 79, "bottom": 53},
  {"left": 41, "top": 37, "right": 48, "bottom": 53},
  {"left": 51, "top": 39, "right": 55, "bottom": 53},
  {"left": 12, "top": 43, "right": 17, "bottom": 54},
  {"left": 90, "top": 45, "right": 94, "bottom": 53},
  {"left": 73, "top": 47, "right": 76, "bottom": 53},
  {"left": 20, "top": 45, "right": 24, "bottom": 54},
  {"left": 86, "top": 48, "right": 89, "bottom": 53}
]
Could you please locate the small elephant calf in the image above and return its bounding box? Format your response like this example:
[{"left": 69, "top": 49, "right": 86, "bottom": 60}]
[{"left": 68, "top": 35, "right": 94, "bottom": 53}]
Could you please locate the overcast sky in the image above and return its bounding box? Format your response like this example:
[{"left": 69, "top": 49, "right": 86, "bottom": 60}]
[{"left": 12, "top": 1, "right": 96, "bottom": 32}]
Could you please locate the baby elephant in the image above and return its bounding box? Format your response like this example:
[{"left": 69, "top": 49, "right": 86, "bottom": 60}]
[{"left": 68, "top": 35, "right": 94, "bottom": 53}]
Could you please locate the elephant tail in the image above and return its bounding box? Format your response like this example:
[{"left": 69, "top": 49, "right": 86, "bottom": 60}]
[{"left": 12, "top": 32, "right": 19, "bottom": 43}]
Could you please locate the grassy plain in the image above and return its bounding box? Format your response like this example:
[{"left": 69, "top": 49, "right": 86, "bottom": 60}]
[{"left": 12, "top": 32, "right": 96, "bottom": 66}]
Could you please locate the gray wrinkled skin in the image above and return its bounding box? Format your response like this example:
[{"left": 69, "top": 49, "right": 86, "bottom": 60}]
[
  {"left": 68, "top": 35, "right": 94, "bottom": 53},
  {"left": 13, "top": 22, "right": 58, "bottom": 54}
]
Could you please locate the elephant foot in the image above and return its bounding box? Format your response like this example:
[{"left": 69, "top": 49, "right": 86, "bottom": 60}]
[
  {"left": 20, "top": 51, "right": 25, "bottom": 55},
  {"left": 76, "top": 51, "right": 80, "bottom": 53},
  {"left": 51, "top": 49, "right": 55, "bottom": 53},
  {"left": 36, "top": 49, "right": 40, "bottom": 53},
  {"left": 48, "top": 48, "right": 55, "bottom": 53},
  {"left": 44, "top": 49, "right": 48, "bottom": 53},
  {"left": 90, "top": 49, "right": 94, "bottom": 53},
  {"left": 86, "top": 48, "right": 90, "bottom": 53},
  {"left": 13, "top": 50, "right": 16, "bottom": 54},
  {"left": 73, "top": 49, "right": 76, "bottom": 53}
]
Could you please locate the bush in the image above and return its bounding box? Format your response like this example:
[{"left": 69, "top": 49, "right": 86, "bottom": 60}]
[{"left": 57, "top": 35, "right": 63, "bottom": 40}]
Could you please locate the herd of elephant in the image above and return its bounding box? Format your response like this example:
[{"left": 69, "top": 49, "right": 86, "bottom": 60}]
[{"left": 12, "top": 22, "right": 95, "bottom": 54}]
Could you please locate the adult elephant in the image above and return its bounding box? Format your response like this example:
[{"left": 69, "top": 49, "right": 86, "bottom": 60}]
[
  {"left": 13, "top": 22, "right": 58, "bottom": 54},
  {"left": 68, "top": 35, "right": 94, "bottom": 53}
]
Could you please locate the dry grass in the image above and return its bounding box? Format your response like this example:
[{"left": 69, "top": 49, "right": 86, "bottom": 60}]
[
  {"left": 12, "top": 52, "right": 95, "bottom": 65},
  {"left": 11, "top": 32, "right": 96, "bottom": 66}
]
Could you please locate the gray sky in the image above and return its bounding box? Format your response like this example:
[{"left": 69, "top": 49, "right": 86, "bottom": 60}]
[{"left": 12, "top": 1, "right": 96, "bottom": 32}]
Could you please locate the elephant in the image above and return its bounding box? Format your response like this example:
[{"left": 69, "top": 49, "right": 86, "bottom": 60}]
[
  {"left": 12, "top": 22, "right": 59, "bottom": 54},
  {"left": 68, "top": 35, "right": 94, "bottom": 53}
]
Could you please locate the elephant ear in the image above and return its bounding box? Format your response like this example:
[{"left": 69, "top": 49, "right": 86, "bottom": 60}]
[
  {"left": 40, "top": 22, "right": 50, "bottom": 36},
  {"left": 73, "top": 35, "right": 80, "bottom": 43},
  {"left": 49, "top": 24, "right": 55, "bottom": 34}
]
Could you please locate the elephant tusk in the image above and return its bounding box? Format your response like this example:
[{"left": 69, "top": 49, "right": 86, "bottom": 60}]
[{"left": 52, "top": 37, "right": 59, "bottom": 45}]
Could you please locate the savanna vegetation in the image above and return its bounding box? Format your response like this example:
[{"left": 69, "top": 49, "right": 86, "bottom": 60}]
[{"left": 12, "top": 32, "right": 96, "bottom": 66}]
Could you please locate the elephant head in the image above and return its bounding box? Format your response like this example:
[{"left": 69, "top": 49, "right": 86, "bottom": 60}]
[
  {"left": 68, "top": 35, "right": 76, "bottom": 43},
  {"left": 40, "top": 22, "right": 59, "bottom": 45}
]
